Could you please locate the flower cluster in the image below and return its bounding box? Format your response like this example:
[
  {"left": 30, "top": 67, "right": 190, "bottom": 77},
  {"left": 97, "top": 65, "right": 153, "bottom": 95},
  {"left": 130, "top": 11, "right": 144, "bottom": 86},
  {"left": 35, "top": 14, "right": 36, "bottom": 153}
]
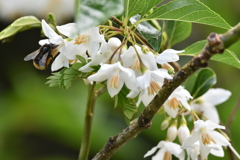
[
  {"left": 38, "top": 19, "right": 183, "bottom": 107},
  {"left": 144, "top": 88, "right": 240, "bottom": 160},
  {"left": 33, "top": 20, "right": 239, "bottom": 160}
]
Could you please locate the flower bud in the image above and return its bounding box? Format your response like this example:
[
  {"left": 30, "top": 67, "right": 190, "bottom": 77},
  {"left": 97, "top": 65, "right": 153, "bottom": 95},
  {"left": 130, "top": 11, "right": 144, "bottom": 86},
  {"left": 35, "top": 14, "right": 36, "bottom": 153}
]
[
  {"left": 162, "top": 63, "right": 175, "bottom": 74},
  {"left": 141, "top": 45, "right": 150, "bottom": 54},
  {"left": 167, "top": 120, "right": 177, "bottom": 142},
  {"left": 178, "top": 115, "right": 190, "bottom": 144},
  {"left": 161, "top": 117, "right": 171, "bottom": 130}
]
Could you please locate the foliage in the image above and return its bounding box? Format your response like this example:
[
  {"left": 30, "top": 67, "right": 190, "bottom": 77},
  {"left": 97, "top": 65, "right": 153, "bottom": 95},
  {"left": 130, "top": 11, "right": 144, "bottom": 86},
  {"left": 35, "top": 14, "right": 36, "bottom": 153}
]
[{"left": 1, "top": 0, "right": 240, "bottom": 160}]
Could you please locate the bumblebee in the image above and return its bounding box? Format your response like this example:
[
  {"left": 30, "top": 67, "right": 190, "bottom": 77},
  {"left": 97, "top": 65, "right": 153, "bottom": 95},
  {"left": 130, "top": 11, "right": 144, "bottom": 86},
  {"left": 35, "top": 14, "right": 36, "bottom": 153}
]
[{"left": 24, "top": 43, "right": 59, "bottom": 70}]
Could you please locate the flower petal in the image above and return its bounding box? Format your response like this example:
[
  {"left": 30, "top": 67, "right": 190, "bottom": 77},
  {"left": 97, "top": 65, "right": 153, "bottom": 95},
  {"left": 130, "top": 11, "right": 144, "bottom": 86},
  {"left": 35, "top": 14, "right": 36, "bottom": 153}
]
[
  {"left": 107, "top": 76, "right": 124, "bottom": 97},
  {"left": 144, "top": 146, "right": 159, "bottom": 158},
  {"left": 182, "top": 132, "right": 201, "bottom": 149},
  {"left": 51, "top": 53, "right": 69, "bottom": 71},
  {"left": 209, "top": 130, "right": 230, "bottom": 146},
  {"left": 164, "top": 104, "right": 179, "bottom": 118},
  {"left": 164, "top": 142, "right": 182, "bottom": 155},
  {"left": 156, "top": 49, "right": 184, "bottom": 64},
  {"left": 202, "top": 88, "right": 231, "bottom": 105},
  {"left": 210, "top": 145, "right": 224, "bottom": 157},
  {"left": 41, "top": 20, "right": 62, "bottom": 44},
  {"left": 205, "top": 120, "right": 225, "bottom": 130},
  {"left": 199, "top": 140, "right": 211, "bottom": 160},
  {"left": 57, "top": 23, "right": 76, "bottom": 38},
  {"left": 202, "top": 103, "right": 220, "bottom": 124}
]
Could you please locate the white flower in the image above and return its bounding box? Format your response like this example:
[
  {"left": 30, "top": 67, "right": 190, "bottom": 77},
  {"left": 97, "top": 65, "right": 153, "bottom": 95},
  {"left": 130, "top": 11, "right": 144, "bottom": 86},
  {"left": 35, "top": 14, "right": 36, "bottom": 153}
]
[
  {"left": 122, "top": 45, "right": 158, "bottom": 75},
  {"left": 191, "top": 88, "right": 231, "bottom": 124},
  {"left": 38, "top": 20, "right": 69, "bottom": 71},
  {"left": 164, "top": 86, "right": 192, "bottom": 118},
  {"left": 130, "top": 69, "right": 172, "bottom": 106},
  {"left": 39, "top": 19, "right": 64, "bottom": 45},
  {"left": 144, "top": 141, "right": 185, "bottom": 160},
  {"left": 155, "top": 49, "right": 184, "bottom": 64},
  {"left": 57, "top": 24, "right": 105, "bottom": 58},
  {"left": 87, "top": 62, "right": 137, "bottom": 97},
  {"left": 79, "top": 37, "right": 121, "bottom": 72},
  {"left": 182, "top": 120, "right": 240, "bottom": 160}
]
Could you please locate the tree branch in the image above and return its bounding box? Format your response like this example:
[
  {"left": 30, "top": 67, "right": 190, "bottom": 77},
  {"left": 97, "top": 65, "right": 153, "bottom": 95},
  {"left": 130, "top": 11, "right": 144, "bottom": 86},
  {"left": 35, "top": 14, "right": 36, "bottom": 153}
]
[{"left": 92, "top": 23, "right": 240, "bottom": 160}]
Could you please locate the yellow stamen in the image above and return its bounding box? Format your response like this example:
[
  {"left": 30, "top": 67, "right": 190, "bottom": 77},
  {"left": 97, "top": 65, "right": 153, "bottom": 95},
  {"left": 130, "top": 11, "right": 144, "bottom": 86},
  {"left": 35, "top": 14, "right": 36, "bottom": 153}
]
[
  {"left": 147, "top": 81, "right": 161, "bottom": 95},
  {"left": 163, "top": 151, "right": 172, "bottom": 160},
  {"left": 74, "top": 35, "right": 88, "bottom": 45},
  {"left": 202, "top": 133, "right": 216, "bottom": 145},
  {"left": 133, "top": 59, "right": 140, "bottom": 70},
  {"left": 167, "top": 97, "right": 182, "bottom": 109},
  {"left": 110, "top": 75, "right": 119, "bottom": 89}
]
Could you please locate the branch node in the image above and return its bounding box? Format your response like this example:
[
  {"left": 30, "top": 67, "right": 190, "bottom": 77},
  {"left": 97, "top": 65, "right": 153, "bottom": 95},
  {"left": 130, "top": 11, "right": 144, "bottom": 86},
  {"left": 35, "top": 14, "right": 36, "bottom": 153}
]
[{"left": 107, "top": 136, "right": 117, "bottom": 146}]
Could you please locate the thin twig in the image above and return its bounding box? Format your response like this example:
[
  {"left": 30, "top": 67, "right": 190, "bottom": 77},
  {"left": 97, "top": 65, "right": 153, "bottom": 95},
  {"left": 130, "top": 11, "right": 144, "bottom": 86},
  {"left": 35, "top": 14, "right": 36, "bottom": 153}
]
[{"left": 226, "top": 95, "right": 240, "bottom": 130}]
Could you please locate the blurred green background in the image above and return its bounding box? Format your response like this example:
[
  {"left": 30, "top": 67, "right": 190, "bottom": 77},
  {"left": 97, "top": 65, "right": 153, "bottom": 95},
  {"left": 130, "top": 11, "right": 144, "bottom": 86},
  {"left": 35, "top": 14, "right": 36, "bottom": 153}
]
[{"left": 0, "top": 0, "right": 240, "bottom": 160}]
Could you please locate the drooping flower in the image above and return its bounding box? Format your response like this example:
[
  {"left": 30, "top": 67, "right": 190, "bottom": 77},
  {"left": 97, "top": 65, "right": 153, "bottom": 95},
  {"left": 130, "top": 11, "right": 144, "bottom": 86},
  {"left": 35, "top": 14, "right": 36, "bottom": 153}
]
[
  {"left": 163, "top": 86, "right": 192, "bottom": 118},
  {"left": 155, "top": 49, "right": 184, "bottom": 64},
  {"left": 182, "top": 120, "right": 240, "bottom": 160},
  {"left": 128, "top": 69, "right": 172, "bottom": 106},
  {"left": 79, "top": 37, "right": 121, "bottom": 72},
  {"left": 57, "top": 23, "right": 105, "bottom": 60},
  {"left": 121, "top": 45, "right": 158, "bottom": 75},
  {"left": 87, "top": 62, "right": 137, "bottom": 97},
  {"left": 144, "top": 141, "right": 185, "bottom": 160},
  {"left": 57, "top": 23, "right": 105, "bottom": 59},
  {"left": 191, "top": 88, "right": 231, "bottom": 124}
]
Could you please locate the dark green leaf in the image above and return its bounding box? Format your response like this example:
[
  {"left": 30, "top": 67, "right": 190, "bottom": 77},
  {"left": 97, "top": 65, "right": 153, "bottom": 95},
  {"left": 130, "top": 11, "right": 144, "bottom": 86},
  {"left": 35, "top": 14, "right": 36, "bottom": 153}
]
[
  {"left": 166, "top": 21, "right": 192, "bottom": 47},
  {"left": 75, "top": 0, "right": 124, "bottom": 33},
  {"left": 130, "top": 15, "right": 162, "bottom": 52},
  {"left": 144, "top": 0, "right": 231, "bottom": 30},
  {"left": 182, "top": 40, "right": 240, "bottom": 69},
  {"left": 0, "top": 16, "right": 41, "bottom": 42},
  {"left": 184, "top": 68, "right": 216, "bottom": 99}
]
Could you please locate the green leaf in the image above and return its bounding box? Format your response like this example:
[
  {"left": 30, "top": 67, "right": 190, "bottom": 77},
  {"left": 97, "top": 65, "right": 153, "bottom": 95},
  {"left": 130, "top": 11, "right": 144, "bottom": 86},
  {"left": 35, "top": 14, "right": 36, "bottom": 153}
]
[
  {"left": 166, "top": 21, "right": 192, "bottom": 47},
  {"left": 184, "top": 68, "right": 216, "bottom": 99},
  {"left": 76, "top": 55, "right": 87, "bottom": 65},
  {"left": 126, "top": 0, "right": 163, "bottom": 18},
  {"left": 114, "top": 85, "right": 137, "bottom": 124},
  {"left": 130, "top": 15, "right": 162, "bottom": 52},
  {"left": 144, "top": 0, "right": 231, "bottom": 30},
  {"left": 141, "top": 0, "right": 163, "bottom": 17},
  {"left": 127, "top": 0, "right": 146, "bottom": 18},
  {"left": 75, "top": 0, "right": 124, "bottom": 33},
  {"left": 0, "top": 16, "right": 41, "bottom": 42},
  {"left": 182, "top": 40, "right": 240, "bottom": 69},
  {"left": 46, "top": 67, "right": 81, "bottom": 89}
]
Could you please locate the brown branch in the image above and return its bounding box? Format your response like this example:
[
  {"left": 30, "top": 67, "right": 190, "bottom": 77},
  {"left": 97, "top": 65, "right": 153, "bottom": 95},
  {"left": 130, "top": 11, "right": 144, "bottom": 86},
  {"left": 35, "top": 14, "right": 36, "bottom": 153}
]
[{"left": 92, "top": 23, "right": 240, "bottom": 160}]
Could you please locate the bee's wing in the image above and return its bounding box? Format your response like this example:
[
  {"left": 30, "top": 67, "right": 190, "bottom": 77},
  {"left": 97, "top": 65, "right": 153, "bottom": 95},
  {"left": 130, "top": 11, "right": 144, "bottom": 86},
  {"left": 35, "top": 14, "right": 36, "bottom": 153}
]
[
  {"left": 38, "top": 53, "right": 49, "bottom": 68},
  {"left": 24, "top": 49, "right": 40, "bottom": 61}
]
